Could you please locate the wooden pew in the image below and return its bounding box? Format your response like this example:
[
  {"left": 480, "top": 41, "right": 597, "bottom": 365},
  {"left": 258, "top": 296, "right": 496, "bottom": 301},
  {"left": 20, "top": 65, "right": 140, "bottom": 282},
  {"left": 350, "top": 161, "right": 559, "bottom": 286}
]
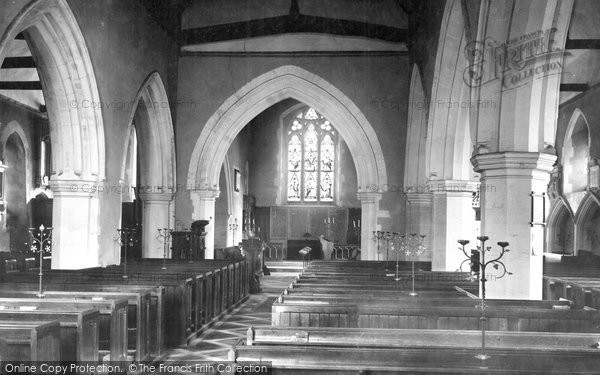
[
  {"left": 0, "top": 287, "right": 153, "bottom": 361},
  {"left": 246, "top": 326, "right": 600, "bottom": 351},
  {"left": 0, "top": 321, "right": 61, "bottom": 361},
  {"left": 277, "top": 293, "right": 573, "bottom": 309},
  {"left": 0, "top": 309, "right": 99, "bottom": 361},
  {"left": 2, "top": 259, "right": 249, "bottom": 347},
  {"left": 272, "top": 301, "right": 600, "bottom": 332},
  {"left": 0, "top": 297, "right": 127, "bottom": 361},
  {"left": 544, "top": 276, "right": 600, "bottom": 309},
  {"left": 230, "top": 344, "right": 600, "bottom": 373}
]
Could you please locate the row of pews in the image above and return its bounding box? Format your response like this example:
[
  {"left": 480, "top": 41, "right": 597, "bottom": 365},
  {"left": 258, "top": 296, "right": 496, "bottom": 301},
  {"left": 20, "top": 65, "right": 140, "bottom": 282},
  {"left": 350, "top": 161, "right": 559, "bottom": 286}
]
[
  {"left": 0, "top": 257, "right": 249, "bottom": 362},
  {"left": 229, "top": 260, "right": 600, "bottom": 373}
]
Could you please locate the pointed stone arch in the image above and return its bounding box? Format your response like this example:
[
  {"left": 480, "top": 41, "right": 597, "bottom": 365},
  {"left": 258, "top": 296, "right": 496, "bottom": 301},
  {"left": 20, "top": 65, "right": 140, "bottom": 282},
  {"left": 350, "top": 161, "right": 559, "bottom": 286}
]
[
  {"left": 574, "top": 192, "right": 600, "bottom": 256},
  {"left": 0, "top": 0, "right": 105, "bottom": 268},
  {"left": 562, "top": 108, "right": 591, "bottom": 211},
  {"left": 0, "top": 121, "right": 33, "bottom": 202},
  {"left": 187, "top": 65, "right": 387, "bottom": 259},
  {"left": 546, "top": 198, "right": 575, "bottom": 254},
  {"left": 425, "top": 0, "right": 479, "bottom": 271},
  {"left": 120, "top": 72, "right": 176, "bottom": 258}
]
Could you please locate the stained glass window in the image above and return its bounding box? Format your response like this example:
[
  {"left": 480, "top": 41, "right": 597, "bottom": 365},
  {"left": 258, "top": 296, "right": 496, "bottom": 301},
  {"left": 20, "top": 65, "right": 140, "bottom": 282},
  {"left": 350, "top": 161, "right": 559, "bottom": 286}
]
[{"left": 286, "top": 107, "right": 336, "bottom": 203}]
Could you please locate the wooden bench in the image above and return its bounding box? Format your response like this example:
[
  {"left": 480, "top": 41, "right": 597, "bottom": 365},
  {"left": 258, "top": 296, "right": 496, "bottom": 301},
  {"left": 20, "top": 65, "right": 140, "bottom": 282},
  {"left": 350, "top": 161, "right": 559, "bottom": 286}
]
[
  {"left": 277, "top": 293, "right": 573, "bottom": 310},
  {"left": 0, "top": 309, "right": 99, "bottom": 361},
  {"left": 0, "top": 297, "right": 127, "bottom": 361},
  {"left": 272, "top": 302, "right": 600, "bottom": 332},
  {"left": 2, "top": 259, "right": 249, "bottom": 347},
  {"left": 230, "top": 344, "right": 600, "bottom": 373},
  {"left": 0, "top": 321, "right": 61, "bottom": 361},
  {"left": 0, "top": 287, "right": 153, "bottom": 361},
  {"left": 544, "top": 276, "right": 600, "bottom": 309},
  {"left": 246, "top": 325, "right": 600, "bottom": 351}
]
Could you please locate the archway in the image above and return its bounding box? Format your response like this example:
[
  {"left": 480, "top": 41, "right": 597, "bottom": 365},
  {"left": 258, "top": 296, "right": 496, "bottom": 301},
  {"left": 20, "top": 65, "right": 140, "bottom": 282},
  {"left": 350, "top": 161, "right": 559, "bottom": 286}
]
[
  {"left": 0, "top": 0, "right": 105, "bottom": 269},
  {"left": 546, "top": 199, "right": 575, "bottom": 255},
  {"left": 563, "top": 109, "right": 590, "bottom": 214},
  {"left": 120, "top": 72, "right": 176, "bottom": 259},
  {"left": 574, "top": 192, "right": 600, "bottom": 256},
  {"left": 187, "top": 65, "right": 387, "bottom": 259},
  {"left": 2, "top": 132, "right": 28, "bottom": 252},
  {"left": 423, "top": 0, "right": 478, "bottom": 271}
]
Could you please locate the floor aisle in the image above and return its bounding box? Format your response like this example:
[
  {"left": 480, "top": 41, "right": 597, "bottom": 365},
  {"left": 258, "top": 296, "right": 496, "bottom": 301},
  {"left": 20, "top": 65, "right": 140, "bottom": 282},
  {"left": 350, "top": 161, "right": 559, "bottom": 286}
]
[{"left": 161, "top": 275, "right": 296, "bottom": 365}]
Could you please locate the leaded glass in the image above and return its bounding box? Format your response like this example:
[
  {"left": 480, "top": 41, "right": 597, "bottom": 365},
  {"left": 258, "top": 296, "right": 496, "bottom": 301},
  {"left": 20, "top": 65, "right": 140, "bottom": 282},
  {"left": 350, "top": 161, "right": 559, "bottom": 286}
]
[
  {"left": 288, "top": 171, "right": 301, "bottom": 201},
  {"left": 288, "top": 135, "right": 301, "bottom": 171},
  {"left": 320, "top": 172, "right": 334, "bottom": 201},
  {"left": 286, "top": 106, "right": 336, "bottom": 203},
  {"left": 304, "top": 172, "right": 317, "bottom": 201}
]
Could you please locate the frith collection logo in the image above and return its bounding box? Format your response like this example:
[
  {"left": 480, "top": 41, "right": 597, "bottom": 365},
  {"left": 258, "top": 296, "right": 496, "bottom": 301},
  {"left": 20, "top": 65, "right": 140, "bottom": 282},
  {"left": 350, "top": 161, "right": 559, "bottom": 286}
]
[{"left": 463, "top": 28, "right": 564, "bottom": 90}]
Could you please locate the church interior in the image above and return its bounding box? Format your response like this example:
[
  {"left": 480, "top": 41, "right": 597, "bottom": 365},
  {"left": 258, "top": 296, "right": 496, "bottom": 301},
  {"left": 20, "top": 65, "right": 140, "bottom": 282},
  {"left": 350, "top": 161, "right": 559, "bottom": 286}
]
[{"left": 0, "top": 0, "right": 599, "bottom": 372}]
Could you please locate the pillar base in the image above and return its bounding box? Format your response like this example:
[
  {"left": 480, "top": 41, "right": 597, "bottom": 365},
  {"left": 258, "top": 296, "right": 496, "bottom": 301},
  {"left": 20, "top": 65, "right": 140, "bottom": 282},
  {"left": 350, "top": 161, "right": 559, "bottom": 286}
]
[
  {"left": 139, "top": 192, "right": 173, "bottom": 258},
  {"left": 49, "top": 179, "right": 101, "bottom": 269},
  {"left": 191, "top": 189, "right": 220, "bottom": 259},
  {"left": 357, "top": 191, "right": 382, "bottom": 260}
]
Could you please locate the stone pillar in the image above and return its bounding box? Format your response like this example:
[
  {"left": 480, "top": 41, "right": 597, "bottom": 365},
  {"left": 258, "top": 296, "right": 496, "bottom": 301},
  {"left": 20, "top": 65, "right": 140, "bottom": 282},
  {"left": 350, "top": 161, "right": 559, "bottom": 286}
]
[
  {"left": 404, "top": 192, "right": 433, "bottom": 261},
  {"left": 138, "top": 192, "right": 173, "bottom": 259},
  {"left": 50, "top": 179, "right": 101, "bottom": 269},
  {"left": 357, "top": 191, "right": 382, "bottom": 260},
  {"left": 428, "top": 180, "right": 479, "bottom": 271},
  {"left": 472, "top": 152, "right": 556, "bottom": 299},
  {"left": 190, "top": 189, "right": 220, "bottom": 259}
]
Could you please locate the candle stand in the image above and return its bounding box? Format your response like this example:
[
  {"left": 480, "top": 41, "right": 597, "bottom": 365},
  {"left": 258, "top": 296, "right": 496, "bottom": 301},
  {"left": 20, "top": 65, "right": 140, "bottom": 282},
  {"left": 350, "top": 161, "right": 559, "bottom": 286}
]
[
  {"left": 457, "top": 236, "right": 512, "bottom": 363},
  {"left": 28, "top": 224, "right": 53, "bottom": 298}
]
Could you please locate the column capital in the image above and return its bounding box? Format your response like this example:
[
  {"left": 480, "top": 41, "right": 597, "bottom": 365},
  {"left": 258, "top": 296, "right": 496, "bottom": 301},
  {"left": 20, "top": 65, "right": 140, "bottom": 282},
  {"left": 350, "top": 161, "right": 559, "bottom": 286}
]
[
  {"left": 405, "top": 192, "right": 433, "bottom": 204},
  {"left": 190, "top": 189, "right": 221, "bottom": 200},
  {"left": 138, "top": 192, "right": 174, "bottom": 202},
  {"left": 426, "top": 179, "right": 479, "bottom": 194},
  {"left": 471, "top": 152, "right": 556, "bottom": 174},
  {"left": 356, "top": 191, "right": 382, "bottom": 203},
  {"left": 49, "top": 178, "right": 100, "bottom": 197}
]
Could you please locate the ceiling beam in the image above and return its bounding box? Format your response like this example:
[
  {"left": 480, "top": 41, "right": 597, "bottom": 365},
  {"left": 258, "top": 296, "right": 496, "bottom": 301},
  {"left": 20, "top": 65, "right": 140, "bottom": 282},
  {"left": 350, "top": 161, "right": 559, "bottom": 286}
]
[
  {"left": 1, "top": 57, "right": 36, "bottom": 69},
  {"left": 565, "top": 39, "right": 600, "bottom": 50},
  {"left": 560, "top": 83, "right": 589, "bottom": 92},
  {"left": 180, "top": 15, "right": 407, "bottom": 45},
  {"left": 0, "top": 81, "right": 42, "bottom": 90}
]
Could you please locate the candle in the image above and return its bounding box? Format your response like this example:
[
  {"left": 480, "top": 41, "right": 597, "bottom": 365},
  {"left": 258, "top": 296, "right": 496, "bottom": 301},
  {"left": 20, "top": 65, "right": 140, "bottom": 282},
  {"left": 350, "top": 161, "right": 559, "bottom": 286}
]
[
  {"left": 332, "top": 217, "right": 335, "bottom": 224},
  {"left": 353, "top": 220, "right": 356, "bottom": 228},
  {"left": 358, "top": 220, "right": 361, "bottom": 227}
]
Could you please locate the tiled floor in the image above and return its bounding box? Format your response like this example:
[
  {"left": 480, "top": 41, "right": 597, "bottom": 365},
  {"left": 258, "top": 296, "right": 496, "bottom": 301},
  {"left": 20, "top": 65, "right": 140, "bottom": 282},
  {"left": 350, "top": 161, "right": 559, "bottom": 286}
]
[{"left": 161, "top": 275, "right": 296, "bottom": 364}]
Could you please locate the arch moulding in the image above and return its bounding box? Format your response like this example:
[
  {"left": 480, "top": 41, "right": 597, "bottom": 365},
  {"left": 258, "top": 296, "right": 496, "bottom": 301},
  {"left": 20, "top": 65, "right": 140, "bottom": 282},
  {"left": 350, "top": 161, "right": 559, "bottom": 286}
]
[{"left": 187, "top": 65, "right": 388, "bottom": 259}]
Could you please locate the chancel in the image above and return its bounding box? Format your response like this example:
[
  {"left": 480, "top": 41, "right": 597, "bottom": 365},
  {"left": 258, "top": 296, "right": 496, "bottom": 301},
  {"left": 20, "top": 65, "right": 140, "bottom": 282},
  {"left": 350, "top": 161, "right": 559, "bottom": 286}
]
[{"left": 0, "top": 0, "right": 599, "bottom": 372}]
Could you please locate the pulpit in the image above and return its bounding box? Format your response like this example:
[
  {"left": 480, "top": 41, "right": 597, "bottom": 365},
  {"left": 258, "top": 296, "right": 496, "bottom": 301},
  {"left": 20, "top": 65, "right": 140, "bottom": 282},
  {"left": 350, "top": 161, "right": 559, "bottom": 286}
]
[
  {"left": 171, "top": 220, "right": 208, "bottom": 261},
  {"left": 241, "top": 238, "right": 265, "bottom": 293}
]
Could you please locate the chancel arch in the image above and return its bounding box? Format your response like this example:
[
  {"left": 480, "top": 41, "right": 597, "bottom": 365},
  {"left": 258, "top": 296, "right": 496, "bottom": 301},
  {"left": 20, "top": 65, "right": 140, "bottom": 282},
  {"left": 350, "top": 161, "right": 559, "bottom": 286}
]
[
  {"left": 0, "top": 0, "right": 105, "bottom": 269},
  {"left": 187, "top": 65, "right": 387, "bottom": 259},
  {"left": 120, "top": 72, "right": 176, "bottom": 259}
]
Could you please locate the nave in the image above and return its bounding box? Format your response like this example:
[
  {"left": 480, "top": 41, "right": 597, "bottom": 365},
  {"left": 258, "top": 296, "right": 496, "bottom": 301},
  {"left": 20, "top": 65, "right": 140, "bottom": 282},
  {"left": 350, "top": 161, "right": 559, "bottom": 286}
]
[{"left": 169, "top": 259, "right": 600, "bottom": 374}]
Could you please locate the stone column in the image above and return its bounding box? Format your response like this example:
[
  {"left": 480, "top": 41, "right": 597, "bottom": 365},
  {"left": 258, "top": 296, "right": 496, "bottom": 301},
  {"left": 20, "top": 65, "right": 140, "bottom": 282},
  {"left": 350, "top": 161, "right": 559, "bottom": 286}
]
[
  {"left": 190, "top": 189, "right": 220, "bottom": 259},
  {"left": 50, "top": 179, "right": 101, "bottom": 269},
  {"left": 404, "top": 192, "right": 433, "bottom": 261},
  {"left": 472, "top": 152, "right": 556, "bottom": 299},
  {"left": 357, "top": 191, "right": 382, "bottom": 260},
  {"left": 428, "top": 180, "right": 479, "bottom": 271},
  {"left": 138, "top": 192, "right": 173, "bottom": 258}
]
